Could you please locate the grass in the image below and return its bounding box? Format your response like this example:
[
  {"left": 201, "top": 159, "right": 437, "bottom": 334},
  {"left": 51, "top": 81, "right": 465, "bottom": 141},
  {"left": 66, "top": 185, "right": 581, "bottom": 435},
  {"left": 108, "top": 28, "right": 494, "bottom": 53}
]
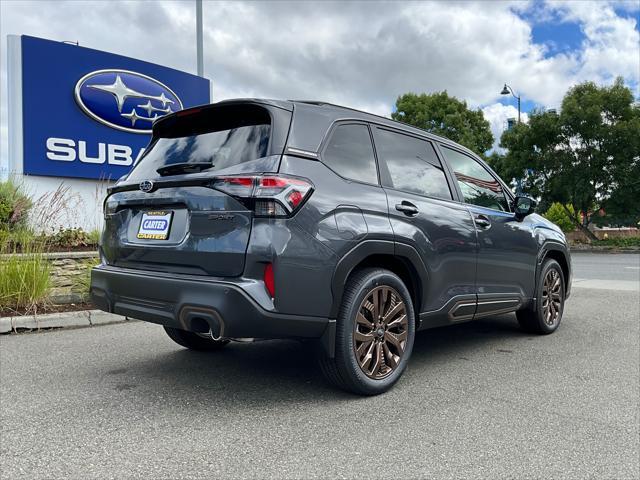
[
  {"left": 0, "top": 242, "right": 51, "bottom": 315},
  {"left": 88, "top": 229, "right": 101, "bottom": 246},
  {"left": 70, "top": 257, "right": 100, "bottom": 299},
  {"left": 0, "top": 230, "right": 100, "bottom": 313}
]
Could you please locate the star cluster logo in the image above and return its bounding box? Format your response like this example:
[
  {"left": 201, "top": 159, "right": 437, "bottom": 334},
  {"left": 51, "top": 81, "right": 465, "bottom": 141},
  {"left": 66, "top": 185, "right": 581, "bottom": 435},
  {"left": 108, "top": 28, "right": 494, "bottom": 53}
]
[{"left": 74, "top": 69, "right": 183, "bottom": 134}]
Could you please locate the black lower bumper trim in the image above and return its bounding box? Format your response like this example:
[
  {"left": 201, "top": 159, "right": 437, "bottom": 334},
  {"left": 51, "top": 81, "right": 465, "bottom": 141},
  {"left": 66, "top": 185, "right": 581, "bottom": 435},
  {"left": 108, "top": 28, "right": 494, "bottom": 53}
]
[{"left": 90, "top": 265, "right": 331, "bottom": 342}]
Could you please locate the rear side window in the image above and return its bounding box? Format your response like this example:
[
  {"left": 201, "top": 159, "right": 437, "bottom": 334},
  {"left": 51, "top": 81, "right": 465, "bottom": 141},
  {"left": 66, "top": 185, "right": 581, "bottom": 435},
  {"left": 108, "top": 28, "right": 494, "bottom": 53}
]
[
  {"left": 322, "top": 124, "right": 378, "bottom": 184},
  {"left": 373, "top": 128, "right": 452, "bottom": 200},
  {"left": 440, "top": 146, "right": 511, "bottom": 212}
]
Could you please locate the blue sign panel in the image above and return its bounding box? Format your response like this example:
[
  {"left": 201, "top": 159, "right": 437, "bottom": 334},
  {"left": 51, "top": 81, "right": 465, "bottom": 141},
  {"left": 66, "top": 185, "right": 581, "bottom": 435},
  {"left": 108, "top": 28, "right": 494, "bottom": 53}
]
[{"left": 21, "top": 35, "right": 210, "bottom": 180}]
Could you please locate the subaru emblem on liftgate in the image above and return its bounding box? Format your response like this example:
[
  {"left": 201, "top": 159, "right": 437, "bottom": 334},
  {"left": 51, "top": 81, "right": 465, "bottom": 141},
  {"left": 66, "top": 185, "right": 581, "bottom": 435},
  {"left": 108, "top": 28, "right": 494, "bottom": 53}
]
[
  {"left": 74, "top": 69, "right": 183, "bottom": 134},
  {"left": 139, "top": 180, "right": 154, "bottom": 193}
]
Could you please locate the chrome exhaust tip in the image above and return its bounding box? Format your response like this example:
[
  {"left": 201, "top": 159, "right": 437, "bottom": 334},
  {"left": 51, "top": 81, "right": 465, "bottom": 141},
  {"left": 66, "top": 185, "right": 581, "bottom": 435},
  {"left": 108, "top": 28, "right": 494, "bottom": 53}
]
[{"left": 179, "top": 306, "right": 225, "bottom": 340}]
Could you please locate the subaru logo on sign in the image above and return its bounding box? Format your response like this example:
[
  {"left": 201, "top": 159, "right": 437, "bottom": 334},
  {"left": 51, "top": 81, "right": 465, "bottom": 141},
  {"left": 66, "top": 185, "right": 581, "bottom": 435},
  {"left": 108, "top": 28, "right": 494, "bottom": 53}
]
[
  {"left": 74, "top": 69, "right": 183, "bottom": 134},
  {"left": 139, "top": 180, "right": 154, "bottom": 193}
]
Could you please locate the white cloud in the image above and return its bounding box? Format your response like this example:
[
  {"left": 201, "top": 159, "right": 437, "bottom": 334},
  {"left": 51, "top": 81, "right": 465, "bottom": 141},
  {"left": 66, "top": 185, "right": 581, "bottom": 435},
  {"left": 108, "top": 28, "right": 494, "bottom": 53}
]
[
  {"left": 0, "top": 0, "right": 638, "bottom": 164},
  {"left": 563, "top": 2, "right": 639, "bottom": 87},
  {"left": 536, "top": 1, "right": 640, "bottom": 91},
  {"left": 482, "top": 103, "right": 531, "bottom": 151}
]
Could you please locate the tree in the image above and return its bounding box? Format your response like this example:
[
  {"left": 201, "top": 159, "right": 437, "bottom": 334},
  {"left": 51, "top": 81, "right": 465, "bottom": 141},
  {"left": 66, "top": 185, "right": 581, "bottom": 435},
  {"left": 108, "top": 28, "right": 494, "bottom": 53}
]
[
  {"left": 497, "top": 77, "right": 640, "bottom": 241},
  {"left": 392, "top": 91, "right": 494, "bottom": 155}
]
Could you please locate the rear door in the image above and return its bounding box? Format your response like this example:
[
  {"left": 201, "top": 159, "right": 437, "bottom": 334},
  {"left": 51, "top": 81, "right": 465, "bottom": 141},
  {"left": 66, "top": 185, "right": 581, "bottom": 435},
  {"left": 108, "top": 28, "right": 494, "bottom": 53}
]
[
  {"left": 372, "top": 126, "right": 478, "bottom": 324},
  {"left": 438, "top": 145, "right": 538, "bottom": 314},
  {"left": 101, "top": 102, "right": 291, "bottom": 276}
]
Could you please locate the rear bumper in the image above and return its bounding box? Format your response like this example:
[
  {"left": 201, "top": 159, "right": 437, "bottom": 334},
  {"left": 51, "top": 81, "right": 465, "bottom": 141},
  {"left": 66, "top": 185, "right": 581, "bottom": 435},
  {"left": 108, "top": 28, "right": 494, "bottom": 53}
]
[{"left": 90, "top": 265, "right": 334, "bottom": 348}]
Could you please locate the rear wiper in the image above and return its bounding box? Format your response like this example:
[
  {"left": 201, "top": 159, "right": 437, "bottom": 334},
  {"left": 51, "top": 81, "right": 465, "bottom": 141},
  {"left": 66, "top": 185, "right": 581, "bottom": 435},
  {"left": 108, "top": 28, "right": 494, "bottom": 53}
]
[{"left": 156, "top": 162, "right": 215, "bottom": 176}]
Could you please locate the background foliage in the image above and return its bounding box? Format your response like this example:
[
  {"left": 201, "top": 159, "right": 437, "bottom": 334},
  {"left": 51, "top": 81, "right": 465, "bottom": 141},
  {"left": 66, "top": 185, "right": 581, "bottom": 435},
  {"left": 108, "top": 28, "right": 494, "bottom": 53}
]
[
  {"left": 492, "top": 77, "right": 639, "bottom": 237},
  {"left": 392, "top": 91, "right": 494, "bottom": 155}
]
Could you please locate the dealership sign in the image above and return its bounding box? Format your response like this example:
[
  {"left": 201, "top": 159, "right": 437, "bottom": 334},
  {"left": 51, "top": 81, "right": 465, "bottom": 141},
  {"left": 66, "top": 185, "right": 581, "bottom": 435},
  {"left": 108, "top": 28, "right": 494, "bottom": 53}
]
[{"left": 8, "top": 35, "right": 210, "bottom": 180}]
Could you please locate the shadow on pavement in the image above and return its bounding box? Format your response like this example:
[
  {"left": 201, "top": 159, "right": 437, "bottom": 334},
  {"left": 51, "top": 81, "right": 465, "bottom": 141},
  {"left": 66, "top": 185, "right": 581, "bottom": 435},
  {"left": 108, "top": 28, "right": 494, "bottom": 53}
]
[{"left": 104, "top": 314, "right": 526, "bottom": 404}]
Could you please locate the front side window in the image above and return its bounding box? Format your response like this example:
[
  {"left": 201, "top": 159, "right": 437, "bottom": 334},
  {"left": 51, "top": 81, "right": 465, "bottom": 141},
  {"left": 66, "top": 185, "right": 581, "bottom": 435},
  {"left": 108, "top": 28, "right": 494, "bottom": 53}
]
[
  {"left": 322, "top": 124, "right": 378, "bottom": 184},
  {"left": 440, "top": 146, "right": 511, "bottom": 212},
  {"left": 373, "top": 128, "right": 452, "bottom": 200}
]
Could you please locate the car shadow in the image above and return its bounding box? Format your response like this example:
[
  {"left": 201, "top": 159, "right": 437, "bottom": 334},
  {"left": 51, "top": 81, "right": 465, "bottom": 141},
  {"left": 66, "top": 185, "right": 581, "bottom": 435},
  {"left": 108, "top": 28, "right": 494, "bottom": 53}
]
[{"left": 111, "top": 314, "right": 526, "bottom": 405}]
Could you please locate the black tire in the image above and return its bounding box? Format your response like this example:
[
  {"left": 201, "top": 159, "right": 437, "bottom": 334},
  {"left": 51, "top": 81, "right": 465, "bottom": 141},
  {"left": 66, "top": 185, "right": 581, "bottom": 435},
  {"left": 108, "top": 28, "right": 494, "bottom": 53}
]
[
  {"left": 516, "top": 259, "right": 565, "bottom": 334},
  {"left": 163, "top": 326, "right": 230, "bottom": 351},
  {"left": 319, "top": 268, "right": 416, "bottom": 396}
]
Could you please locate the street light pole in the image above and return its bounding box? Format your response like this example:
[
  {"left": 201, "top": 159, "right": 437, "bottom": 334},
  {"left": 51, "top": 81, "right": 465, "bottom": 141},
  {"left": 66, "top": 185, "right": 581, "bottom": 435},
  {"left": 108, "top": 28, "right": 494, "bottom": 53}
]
[
  {"left": 196, "top": 0, "right": 204, "bottom": 77},
  {"left": 500, "top": 83, "right": 521, "bottom": 123}
]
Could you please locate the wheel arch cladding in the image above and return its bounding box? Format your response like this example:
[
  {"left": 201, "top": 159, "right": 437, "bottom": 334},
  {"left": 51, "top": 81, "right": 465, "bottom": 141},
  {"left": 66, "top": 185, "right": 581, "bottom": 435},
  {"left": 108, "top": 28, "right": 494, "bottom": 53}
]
[
  {"left": 543, "top": 250, "right": 569, "bottom": 282},
  {"left": 540, "top": 247, "right": 571, "bottom": 300},
  {"left": 331, "top": 247, "right": 423, "bottom": 326}
]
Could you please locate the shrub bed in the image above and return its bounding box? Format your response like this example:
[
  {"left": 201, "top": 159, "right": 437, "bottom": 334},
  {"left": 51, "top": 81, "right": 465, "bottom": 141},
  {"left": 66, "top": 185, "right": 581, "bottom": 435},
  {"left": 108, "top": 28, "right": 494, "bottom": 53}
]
[
  {"left": 0, "top": 180, "right": 100, "bottom": 315},
  {"left": 592, "top": 237, "right": 640, "bottom": 248}
]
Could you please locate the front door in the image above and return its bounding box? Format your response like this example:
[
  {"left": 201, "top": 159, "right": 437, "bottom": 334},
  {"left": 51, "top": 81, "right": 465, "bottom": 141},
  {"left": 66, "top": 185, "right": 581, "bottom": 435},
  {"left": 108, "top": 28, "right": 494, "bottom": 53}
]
[{"left": 438, "top": 145, "right": 538, "bottom": 317}]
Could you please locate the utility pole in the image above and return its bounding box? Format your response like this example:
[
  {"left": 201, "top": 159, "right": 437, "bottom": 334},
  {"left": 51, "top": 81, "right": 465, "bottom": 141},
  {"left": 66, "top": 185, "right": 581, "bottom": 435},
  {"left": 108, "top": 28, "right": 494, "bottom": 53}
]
[{"left": 196, "top": 0, "right": 204, "bottom": 77}]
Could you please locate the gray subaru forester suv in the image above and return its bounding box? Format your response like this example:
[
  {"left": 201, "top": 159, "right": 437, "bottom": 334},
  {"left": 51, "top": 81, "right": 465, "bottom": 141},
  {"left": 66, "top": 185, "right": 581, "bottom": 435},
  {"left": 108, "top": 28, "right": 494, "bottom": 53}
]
[{"left": 91, "top": 99, "right": 571, "bottom": 395}]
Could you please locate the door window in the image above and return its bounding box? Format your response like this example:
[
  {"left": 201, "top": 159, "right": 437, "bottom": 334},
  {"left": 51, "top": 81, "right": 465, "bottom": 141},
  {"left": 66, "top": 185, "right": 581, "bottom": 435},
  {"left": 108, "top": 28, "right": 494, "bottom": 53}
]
[
  {"left": 440, "top": 146, "right": 511, "bottom": 211},
  {"left": 322, "top": 124, "right": 378, "bottom": 184},
  {"left": 373, "top": 128, "right": 452, "bottom": 200}
]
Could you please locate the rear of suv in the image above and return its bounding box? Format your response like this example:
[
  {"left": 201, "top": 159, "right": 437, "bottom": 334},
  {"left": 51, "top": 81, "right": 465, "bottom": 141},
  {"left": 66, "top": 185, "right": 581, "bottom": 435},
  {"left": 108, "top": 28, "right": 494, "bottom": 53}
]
[{"left": 91, "top": 99, "right": 571, "bottom": 395}]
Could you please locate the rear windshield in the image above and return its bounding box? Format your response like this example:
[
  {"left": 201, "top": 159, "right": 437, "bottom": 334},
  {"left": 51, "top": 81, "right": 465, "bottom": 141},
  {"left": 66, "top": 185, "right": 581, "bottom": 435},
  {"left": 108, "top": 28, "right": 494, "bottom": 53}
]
[{"left": 127, "top": 104, "right": 272, "bottom": 180}]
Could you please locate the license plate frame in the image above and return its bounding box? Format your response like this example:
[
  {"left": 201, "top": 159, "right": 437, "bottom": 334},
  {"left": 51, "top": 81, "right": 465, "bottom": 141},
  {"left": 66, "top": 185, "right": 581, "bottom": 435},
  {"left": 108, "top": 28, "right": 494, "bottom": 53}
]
[{"left": 137, "top": 210, "right": 174, "bottom": 240}]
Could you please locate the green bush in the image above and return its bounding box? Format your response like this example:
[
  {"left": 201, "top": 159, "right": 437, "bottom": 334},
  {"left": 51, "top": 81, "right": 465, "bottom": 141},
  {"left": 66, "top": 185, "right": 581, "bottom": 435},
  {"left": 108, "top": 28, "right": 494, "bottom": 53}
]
[
  {"left": 544, "top": 203, "right": 576, "bottom": 233},
  {"left": 0, "top": 179, "right": 32, "bottom": 231},
  {"left": 44, "top": 227, "right": 98, "bottom": 249},
  {"left": 594, "top": 236, "right": 640, "bottom": 247}
]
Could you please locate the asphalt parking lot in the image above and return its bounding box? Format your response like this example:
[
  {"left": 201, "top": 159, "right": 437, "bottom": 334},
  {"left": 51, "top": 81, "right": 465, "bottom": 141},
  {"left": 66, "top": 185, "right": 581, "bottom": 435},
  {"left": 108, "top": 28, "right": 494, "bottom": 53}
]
[{"left": 1, "top": 253, "right": 639, "bottom": 479}]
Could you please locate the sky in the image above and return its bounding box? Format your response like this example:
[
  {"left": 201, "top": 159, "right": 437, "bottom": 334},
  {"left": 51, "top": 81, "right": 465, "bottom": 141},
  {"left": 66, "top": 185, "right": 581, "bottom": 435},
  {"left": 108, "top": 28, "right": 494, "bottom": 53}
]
[{"left": 1, "top": 0, "right": 639, "bottom": 160}]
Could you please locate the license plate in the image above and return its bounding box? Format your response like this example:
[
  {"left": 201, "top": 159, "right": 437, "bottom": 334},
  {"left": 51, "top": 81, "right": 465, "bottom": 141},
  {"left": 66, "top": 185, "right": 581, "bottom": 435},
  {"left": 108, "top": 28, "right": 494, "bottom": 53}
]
[{"left": 137, "top": 210, "right": 173, "bottom": 240}]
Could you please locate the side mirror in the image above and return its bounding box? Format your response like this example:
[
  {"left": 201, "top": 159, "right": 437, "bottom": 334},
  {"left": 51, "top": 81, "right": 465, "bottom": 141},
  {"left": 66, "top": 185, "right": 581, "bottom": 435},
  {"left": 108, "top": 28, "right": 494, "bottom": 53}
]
[{"left": 514, "top": 196, "right": 536, "bottom": 220}]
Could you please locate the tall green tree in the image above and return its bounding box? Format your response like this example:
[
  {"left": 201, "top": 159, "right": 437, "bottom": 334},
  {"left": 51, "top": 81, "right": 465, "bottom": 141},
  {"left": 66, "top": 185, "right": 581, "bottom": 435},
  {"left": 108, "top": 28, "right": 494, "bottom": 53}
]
[
  {"left": 496, "top": 77, "right": 640, "bottom": 240},
  {"left": 392, "top": 91, "right": 494, "bottom": 155}
]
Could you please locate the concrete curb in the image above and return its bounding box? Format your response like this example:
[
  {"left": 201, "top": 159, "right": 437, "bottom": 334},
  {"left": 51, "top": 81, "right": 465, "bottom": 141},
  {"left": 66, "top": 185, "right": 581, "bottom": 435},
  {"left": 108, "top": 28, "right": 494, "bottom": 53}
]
[
  {"left": 0, "top": 310, "right": 129, "bottom": 334},
  {"left": 570, "top": 246, "right": 640, "bottom": 253}
]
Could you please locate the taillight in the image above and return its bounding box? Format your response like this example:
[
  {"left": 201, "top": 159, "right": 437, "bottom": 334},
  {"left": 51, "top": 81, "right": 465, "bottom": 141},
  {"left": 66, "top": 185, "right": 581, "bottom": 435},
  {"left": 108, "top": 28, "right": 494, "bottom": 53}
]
[
  {"left": 211, "top": 176, "right": 255, "bottom": 197},
  {"left": 264, "top": 263, "right": 275, "bottom": 298},
  {"left": 211, "top": 174, "right": 313, "bottom": 217}
]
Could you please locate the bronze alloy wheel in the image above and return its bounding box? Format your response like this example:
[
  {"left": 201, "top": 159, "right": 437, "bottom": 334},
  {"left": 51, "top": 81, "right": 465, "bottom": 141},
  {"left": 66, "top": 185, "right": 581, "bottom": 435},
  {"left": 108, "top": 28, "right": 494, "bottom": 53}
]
[
  {"left": 353, "top": 285, "right": 409, "bottom": 380},
  {"left": 542, "top": 268, "right": 562, "bottom": 326}
]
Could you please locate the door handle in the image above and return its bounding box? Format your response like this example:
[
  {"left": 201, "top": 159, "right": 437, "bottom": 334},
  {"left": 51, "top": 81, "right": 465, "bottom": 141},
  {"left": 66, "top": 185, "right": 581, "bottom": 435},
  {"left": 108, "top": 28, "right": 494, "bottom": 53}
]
[
  {"left": 395, "top": 201, "right": 419, "bottom": 216},
  {"left": 474, "top": 214, "right": 491, "bottom": 229}
]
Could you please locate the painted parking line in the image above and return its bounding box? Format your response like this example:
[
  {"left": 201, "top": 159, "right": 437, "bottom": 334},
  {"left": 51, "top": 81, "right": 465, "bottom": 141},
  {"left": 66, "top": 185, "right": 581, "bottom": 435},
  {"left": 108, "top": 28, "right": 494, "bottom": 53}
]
[{"left": 572, "top": 278, "right": 639, "bottom": 291}]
